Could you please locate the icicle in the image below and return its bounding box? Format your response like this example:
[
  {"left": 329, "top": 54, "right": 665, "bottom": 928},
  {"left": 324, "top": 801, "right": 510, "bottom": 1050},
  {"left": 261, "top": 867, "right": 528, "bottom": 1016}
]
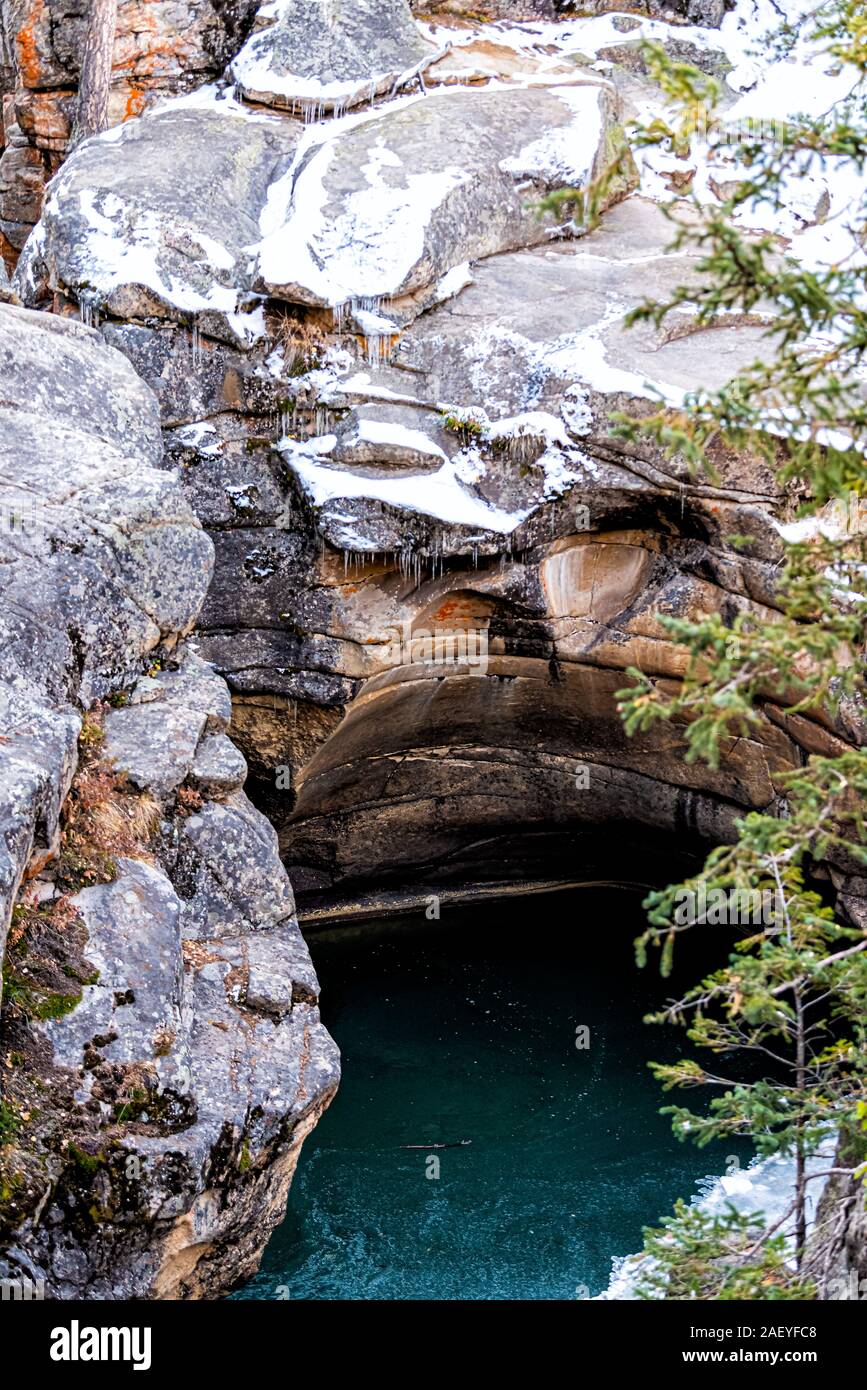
[
  {"left": 79, "top": 293, "right": 99, "bottom": 330},
  {"left": 301, "top": 98, "right": 326, "bottom": 126}
]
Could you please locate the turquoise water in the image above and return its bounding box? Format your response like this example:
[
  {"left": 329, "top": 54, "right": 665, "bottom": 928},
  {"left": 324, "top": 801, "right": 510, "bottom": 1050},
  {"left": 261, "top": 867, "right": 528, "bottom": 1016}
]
[{"left": 234, "top": 890, "right": 744, "bottom": 1301}]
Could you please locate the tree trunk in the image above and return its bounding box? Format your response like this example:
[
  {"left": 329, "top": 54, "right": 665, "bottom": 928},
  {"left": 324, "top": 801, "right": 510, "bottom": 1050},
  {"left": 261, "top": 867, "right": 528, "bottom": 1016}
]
[
  {"left": 794, "top": 985, "right": 807, "bottom": 1267},
  {"left": 71, "top": 0, "right": 119, "bottom": 148}
]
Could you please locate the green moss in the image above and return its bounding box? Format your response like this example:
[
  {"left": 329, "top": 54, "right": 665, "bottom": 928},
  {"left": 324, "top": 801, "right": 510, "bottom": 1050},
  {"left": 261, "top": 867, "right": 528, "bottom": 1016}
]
[
  {"left": 239, "top": 1137, "right": 252, "bottom": 1173},
  {"left": 30, "top": 990, "right": 82, "bottom": 1020},
  {"left": 1, "top": 968, "right": 28, "bottom": 1009},
  {"left": 67, "top": 1143, "right": 104, "bottom": 1175},
  {"left": 3, "top": 968, "right": 84, "bottom": 1019},
  {"left": 63, "top": 963, "right": 100, "bottom": 986},
  {"left": 113, "top": 1088, "right": 149, "bottom": 1124},
  {"left": 0, "top": 1100, "right": 20, "bottom": 1145},
  {"left": 0, "top": 1169, "right": 24, "bottom": 1207},
  {"left": 79, "top": 715, "right": 105, "bottom": 747}
]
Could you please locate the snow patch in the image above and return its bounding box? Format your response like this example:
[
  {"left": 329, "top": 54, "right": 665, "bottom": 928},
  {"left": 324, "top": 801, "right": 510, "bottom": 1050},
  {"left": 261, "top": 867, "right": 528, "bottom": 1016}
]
[
  {"left": 500, "top": 84, "right": 604, "bottom": 186},
  {"left": 259, "top": 132, "right": 470, "bottom": 304},
  {"left": 280, "top": 437, "right": 530, "bottom": 534}
]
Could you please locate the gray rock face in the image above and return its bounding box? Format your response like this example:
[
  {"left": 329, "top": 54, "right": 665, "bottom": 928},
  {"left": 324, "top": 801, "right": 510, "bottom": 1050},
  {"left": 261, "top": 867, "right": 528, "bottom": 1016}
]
[
  {"left": 144, "top": 194, "right": 855, "bottom": 929},
  {"left": 0, "top": 304, "right": 336, "bottom": 1300},
  {"left": 257, "top": 82, "right": 634, "bottom": 314},
  {"left": 1, "top": 641, "right": 338, "bottom": 1299},
  {"left": 190, "top": 732, "right": 249, "bottom": 796},
  {"left": 0, "top": 303, "right": 209, "bottom": 965},
  {"left": 103, "top": 653, "right": 233, "bottom": 797},
  {"left": 16, "top": 104, "right": 302, "bottom": 344},
  {"left": 101, "top": 322, "right": 287, "bottom": 429},
  {"left": 232, "top": 0, "right": 440, "bottom": 113},
  {"left": 805, "top": 1130, "right": 867, "bottom": 1300}
]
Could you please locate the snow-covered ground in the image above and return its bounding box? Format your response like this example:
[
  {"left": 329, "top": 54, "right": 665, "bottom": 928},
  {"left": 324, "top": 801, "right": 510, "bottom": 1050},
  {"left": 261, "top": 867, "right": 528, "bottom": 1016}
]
[{"left": 417, "top": 0, "right": 865, "bottom": 272}]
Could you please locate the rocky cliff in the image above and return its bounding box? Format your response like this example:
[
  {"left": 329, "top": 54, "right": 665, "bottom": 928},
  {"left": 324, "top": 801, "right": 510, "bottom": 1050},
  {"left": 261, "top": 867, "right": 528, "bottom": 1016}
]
[
  {"left": 0, "top": 0, "right": 864, "bottom": 1297},
  {"left": 0, "top": 303, "right": 337, "bottom": 1299}
]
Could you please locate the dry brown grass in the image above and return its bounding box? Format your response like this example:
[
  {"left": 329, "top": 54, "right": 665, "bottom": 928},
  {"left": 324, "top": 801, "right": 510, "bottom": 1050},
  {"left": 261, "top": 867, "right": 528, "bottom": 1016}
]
[
  {"left": 267, "top": 308, "right": 327, "bottom": 376},
  {"left": 58, "top": 704, "right": 160, "bottom": 891}
]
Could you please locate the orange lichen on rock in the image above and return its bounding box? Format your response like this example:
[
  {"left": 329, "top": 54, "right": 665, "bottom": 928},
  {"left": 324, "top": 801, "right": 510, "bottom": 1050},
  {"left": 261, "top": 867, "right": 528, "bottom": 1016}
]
[
  {"left": 15, "top": 90, "right": 73, "bottom": 145},
  {"left": 16, "top": 0, "right": 50, "bottom": 89},
  {"left": 122, "top": 83, "right": 147, "bottom": 121}
]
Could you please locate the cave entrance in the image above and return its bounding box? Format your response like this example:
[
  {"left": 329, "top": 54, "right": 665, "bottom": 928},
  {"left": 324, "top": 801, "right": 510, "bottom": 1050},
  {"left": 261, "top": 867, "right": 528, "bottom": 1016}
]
[{"left": 233, "top": 886, "right": 750, "bottom": 1301}]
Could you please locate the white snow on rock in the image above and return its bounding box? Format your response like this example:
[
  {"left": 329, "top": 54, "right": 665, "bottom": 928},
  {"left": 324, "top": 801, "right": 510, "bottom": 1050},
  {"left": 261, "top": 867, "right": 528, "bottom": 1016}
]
[
  {"left": 460, "top": 311, "right": 685, "bottom": 416},
  {"left": 259, "top": 141, "right": 468, "bottom": 307},
  {"left": 433, "top": 262, "right": 474, "bottom": 305},
  {"left": 71, "top": 191, "right": 239, "bottom": 317},
  {"left": 499, "top": 83, "right": 605, "bottom": 186},
  {"left": 280, "top": 436, "right": 530, "bottom": 534},
  {"left": 350, "top": 418, "right": 447, "bottom": 460}
]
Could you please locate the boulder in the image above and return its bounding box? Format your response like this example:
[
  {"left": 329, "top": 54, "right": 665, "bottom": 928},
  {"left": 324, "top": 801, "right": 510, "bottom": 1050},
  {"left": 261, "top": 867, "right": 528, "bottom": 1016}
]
[
  {"left": 102, "top": 648, "right": 234, "bottom": 798},
  {"left": 16, "top": 103, "right": 302, "bottom": 345},
  {"left": 331, "top": 403, "right": 452, "bottom": 473},
  {"left": 190, "top": 732, "right": 249, "bottom": 797},
  {"left": 232, "top": 0, "right": 441, "bottom": 114},
  {"left": 257, "top": 81, "right": 635, "bottom": 315}
]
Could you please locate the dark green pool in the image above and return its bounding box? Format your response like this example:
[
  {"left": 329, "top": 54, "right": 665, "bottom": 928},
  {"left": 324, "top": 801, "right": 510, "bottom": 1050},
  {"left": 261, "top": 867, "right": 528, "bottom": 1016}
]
[{"left": 234, "top": 889, "right": 743, "bottom": 1301}]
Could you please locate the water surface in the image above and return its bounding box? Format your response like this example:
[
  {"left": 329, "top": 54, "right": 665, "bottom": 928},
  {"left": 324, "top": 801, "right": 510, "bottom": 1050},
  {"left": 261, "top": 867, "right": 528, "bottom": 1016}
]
[{"left": 235, "top": 889, "right": 745, "bottom": 1300}]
